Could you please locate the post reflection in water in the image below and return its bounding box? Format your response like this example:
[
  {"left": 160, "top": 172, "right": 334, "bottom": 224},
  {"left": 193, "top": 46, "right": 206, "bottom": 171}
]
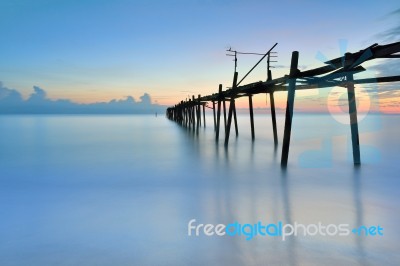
[
  {"left": 172, "top": 114, "right": 398, "bottom": 265},
  {"left": 353, "top": 167, "right": 367, "bottom": 265}
]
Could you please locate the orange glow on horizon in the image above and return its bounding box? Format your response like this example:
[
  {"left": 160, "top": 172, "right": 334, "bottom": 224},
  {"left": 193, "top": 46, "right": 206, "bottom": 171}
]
[{"left": 44, "top": 84, "right": 400, "bottom": 114}]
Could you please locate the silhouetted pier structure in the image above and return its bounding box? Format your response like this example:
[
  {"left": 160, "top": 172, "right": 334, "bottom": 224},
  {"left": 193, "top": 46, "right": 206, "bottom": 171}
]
[{"left": 166, "top": 41, "right": 400, "bottom": 166}]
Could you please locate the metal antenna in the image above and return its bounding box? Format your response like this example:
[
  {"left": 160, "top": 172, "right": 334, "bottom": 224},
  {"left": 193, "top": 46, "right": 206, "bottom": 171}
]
[
  {"left": 226, "top": 47, "right": 238, "bottom": 73},
  {"left": 267, "top": 50, "right": 278, "bottom": 81},
  {"left": 237, "top": 43, "right": 278, "bottom": 86},
  {"left": 226, "top": 43, "right": 278, "bottom": 85}
]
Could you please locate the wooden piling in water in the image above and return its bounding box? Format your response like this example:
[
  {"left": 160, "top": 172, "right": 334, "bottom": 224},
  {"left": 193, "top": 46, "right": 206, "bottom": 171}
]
[
  {"left": 188, "top": 99, "right": 192, "bottom": 128},
  {"left": 269, "top": 92, "right": 278, "bottom": 146},
  {"left": 197, "top": 95, "right": 201, "bottom": 130},
  {"left": 203, "top": 103, "right": 206, "bottom": 128},
  {"left": 192, "top": 95, "right": 196, "bottom": 130},
  {"left": 186, "top": 99, "right": 190, "bottom": 127},
  {"left": 179, "top": 100, "right": 183, "bottom": 125},
  {"left": 233, "top": 104, "right": 238, "bottom": 137},
  {"left": 346, "top": 72, "right": 361, "bottom": 165},
  {"left": 216, "top": 84, "right": 222, "bottom": 141},
  {"left": 185, "top": 101, "right": 188, "bottom": 127},
  {"left": 224, "top": 72, "right": 238, "bottom": 146},
  {"left": 248, "top": 95, "right": 255, "bottom": 140},
  {"left": 223, "top": 99, "right": 227, "bottom": 132},
  {"left": 212, "top": 101, "right": 216, "bottom": 131},
  {"left": 281, "top": 51, "right": 299, "bottom": 167},
  {"left": 188, "top": 99, "right": 191, "bottom": 128},
  {"left": 185, "top": 102, "right": 188, "bottom": 127}
]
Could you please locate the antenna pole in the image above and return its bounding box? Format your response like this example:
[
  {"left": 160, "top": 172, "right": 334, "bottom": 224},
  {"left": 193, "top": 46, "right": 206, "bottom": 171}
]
[{"left": 234, "top": 51, "right": 237, "bottom": 73}]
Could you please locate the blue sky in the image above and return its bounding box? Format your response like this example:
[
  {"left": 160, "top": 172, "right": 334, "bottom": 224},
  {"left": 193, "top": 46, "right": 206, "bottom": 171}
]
[{"left": 0, "top": 0, "right": 399, "bottom": 109}]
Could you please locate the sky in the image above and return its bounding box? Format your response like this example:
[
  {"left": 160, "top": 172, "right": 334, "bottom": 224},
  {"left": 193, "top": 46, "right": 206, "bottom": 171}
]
[{"left": 0, "top": 0, "right": 399, "bottom": 113}]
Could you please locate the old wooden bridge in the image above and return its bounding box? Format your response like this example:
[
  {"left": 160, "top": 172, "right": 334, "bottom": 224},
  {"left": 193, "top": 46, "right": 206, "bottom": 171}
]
[{"left": 166, "top": 41, "right": 400, "bottom": 166}]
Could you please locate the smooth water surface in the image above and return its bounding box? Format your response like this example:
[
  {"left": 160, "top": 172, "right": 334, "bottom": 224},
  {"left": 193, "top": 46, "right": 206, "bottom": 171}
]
[{"left": 0, "top": 113, "right": 399, "bottom": 265}]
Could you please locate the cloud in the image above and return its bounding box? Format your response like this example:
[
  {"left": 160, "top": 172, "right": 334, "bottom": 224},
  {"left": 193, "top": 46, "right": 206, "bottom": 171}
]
[
  {"left": 139, "top": 93, "right": 151, "bottom": 105},
  {"left": 388, "top": 8, "right": 400, "bottom": 16},
  {"left": 0, "top": 82, "right": 23, "bottom": 103},
  {"left": 0, "top": 82, "right": 166, "bottom": 114},
  {"left": 379, "top": 25, "right": 400, "bottom": 42},
  {"left": 361, "top": 82, "right": 400, "bottom": 105},
  {"left": 368, "top": 59, "right": 400, "bottom": 77},
  {"left": 29, "top": 86, "right": 47, "bottom": 102},
  {"left": 374, "top": 8, "right": 400, "bottom": 42},
  {"left": 363, "top": 57, "right": 400, "bottom": 101}
]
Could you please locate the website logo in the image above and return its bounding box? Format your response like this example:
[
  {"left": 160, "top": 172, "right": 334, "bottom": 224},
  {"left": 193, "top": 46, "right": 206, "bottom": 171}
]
[{"left": 188, "top": 219, "right": 383, "bottom": 241}]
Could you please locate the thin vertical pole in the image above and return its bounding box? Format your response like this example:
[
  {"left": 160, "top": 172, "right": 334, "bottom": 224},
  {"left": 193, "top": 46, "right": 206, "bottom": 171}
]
[
  {"left": 197, "top": 94, "right": 201, "bottom": 130},
  {"left": 182, "top": 102, "right": 187, "bottom": 126},
  {"left": 184, "top": 102, "right": 188, "bottom": 127},
  {"left": 248, "top": 95, "right": 255, "bottom": 140},
  {"left": 281, "top": 51, "right": 299, "bottom": 167},
  {"left": 346, "top": 73, "right": 361, "bottom": 165},
  {"left": 186, "top": 100, "right": 189, "bottom": 127},
  {"left": 223, "top": 100, "right": 227, "bottom": 132},
  {"left": 186, "top": 102, "right": 188, "bottom": 125},
  {"left": 189, "top": 100, "right": 192, "bottom": 128},
  {"left": 180, "top": 101, "right": 184, "bottom": 124},
  {"left": 216, "top": 84, "right": 222, "bottom": 141},
  {"left": 212, "top": 101, "right": 216, "bottom": 131},
  {"left": 233, "top": 104, "right": 238, "bottom": 137},
  {"left": 203, "top": 103, "right": 206, "bottom": 128},
  {"left": 198, "top": 105, "right": 201, "bottom": 126},
  {"left": 225, "top": 72, "right": 238, "bottom": 146},
  {"left": 270, "top": 92, "right": 278, "bottom": 146},
  {"left": 189, "top": 101, "right": 192, "bottom": 128},
  {"left": 192, "top": 95, "right": 196, "bottom": 129}
]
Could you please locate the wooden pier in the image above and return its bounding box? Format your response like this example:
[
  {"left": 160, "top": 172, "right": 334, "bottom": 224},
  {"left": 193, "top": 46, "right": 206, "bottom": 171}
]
[{"left": 166, "top": 41, "right": 400, "bottom": 166}]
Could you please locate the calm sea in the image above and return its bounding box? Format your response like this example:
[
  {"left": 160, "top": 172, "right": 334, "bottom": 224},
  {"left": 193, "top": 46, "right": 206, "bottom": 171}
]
[{"left": 0, "top": 113, "right": 399, "bottom": 265}]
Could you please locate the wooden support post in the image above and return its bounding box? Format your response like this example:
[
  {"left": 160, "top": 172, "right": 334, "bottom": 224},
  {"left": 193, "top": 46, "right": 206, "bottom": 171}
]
[
  {"left": 197, "top": 95, "right": 201, "bottom": 130},
  {"left": 248, "top": 95, "right": 255, "bottom": 141},
  {"left": 184, "top": 102, "right": 188, "bottom": 127},
  {"left": 189, "top": 100, "right": 193, "bottom": 128},
  {"left": 192, "top": 95, "right": 196, "bottom": 129},
  {"left": 203, "top": 103, "right": 206, "bottom": 128},
  {"left": 184, "top": 104, "right": 186, "bottom": 124},
  {"left": 199, "top": 106, "right": 202, "bottom": 126},
  {"left": 178, "top": 101, "right": 181, "bottom": 124},
  {"left": 187, "top": 101, "right": 189, "bottom": 126},
  {"left": 225, "top": 72, "right": 238, "bottom": 146},
  {"left": 216, "top": 84, "right": 222, "bottom": 141},
  {"left": 181, "top": 101, "right": 185, "bottom": 125},
  {"left": 233, "top": 104, "right": 238, "bottom": 137},
  {"left": 346, "top": 73, "right": 361, "bottom": 165},
  {"left": 270, "top": 92, "right": 278, "bottom": 146},
  {"left": 198, "top": 105, "right": 201, "bottom": 126},
  {"left": 188, "top": 99, "right": 192, "bottom": 128},
  {"left": 177, "top": 101, "right": 180, "bottom": 124},
  {"left": 223, "top": 99, "right": 227, "bottom": 132},
  {"left": 212, "top": 101, "right": 216, "bottom": 132},
  {"left": 186, "top": 101, "right": 189, "bottom": 127},
  {"left": 281, "top": 51, "right": 299, "bottom": 167}
]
